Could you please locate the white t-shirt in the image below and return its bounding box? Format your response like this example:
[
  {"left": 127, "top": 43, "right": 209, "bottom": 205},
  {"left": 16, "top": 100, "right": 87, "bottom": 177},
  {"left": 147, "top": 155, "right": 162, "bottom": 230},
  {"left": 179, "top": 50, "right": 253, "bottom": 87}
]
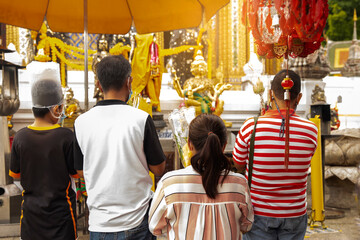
[{"left": 74, "top": 100, "right": 165, "bottom": 232}]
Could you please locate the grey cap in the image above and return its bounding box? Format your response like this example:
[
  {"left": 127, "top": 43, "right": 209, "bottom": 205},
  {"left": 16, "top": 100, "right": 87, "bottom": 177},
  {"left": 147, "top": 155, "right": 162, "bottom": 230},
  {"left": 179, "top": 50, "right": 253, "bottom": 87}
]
[{"left": 31, "top": 78, "right": 63, "bottom": 108}]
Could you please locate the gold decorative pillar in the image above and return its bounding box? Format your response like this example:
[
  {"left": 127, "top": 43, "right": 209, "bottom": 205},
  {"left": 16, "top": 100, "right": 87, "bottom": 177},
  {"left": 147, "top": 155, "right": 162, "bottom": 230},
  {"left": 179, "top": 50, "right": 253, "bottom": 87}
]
[
  {"left": 205, "top": 18, "right": 216, "bottom": 80},
  {"left": 217, "top": 0, "right": 249, "bottom": 87},
  {"left": 5, "top": 25, "right": 19, "bottom": 51},
  {"left": 265, "top": 58, "right": 283, "bottom": 75},
  {"left": 218, "top": 4, "right": 231, "bottom": 81},
  {"left": 155, "top": 32, "right": 164, "bottom": 70}
]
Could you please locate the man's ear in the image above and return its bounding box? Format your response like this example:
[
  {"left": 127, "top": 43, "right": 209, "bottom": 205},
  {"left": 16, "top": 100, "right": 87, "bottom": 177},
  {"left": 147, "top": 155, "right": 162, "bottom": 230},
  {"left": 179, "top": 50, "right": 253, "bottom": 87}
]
[
  {"left": 53, "top": 104, "right": 63, "bottom": 114},
  {"left": 270, "top": 90, "right": 276, "bottom": 100},
  {"left": 127, "top": 77, "right": 133, "bottom": 91},
  {"left": 268, "top": 89, "right": 275, "bottom": 101},
  {"left": 297, "top": 93, "right": 303, "bottom": 105},
  {"left": 52, "top": 105, "right": 60, "bottom": 113},
  {"left": 96, "top": 80, "right": 103, "bottom": 92}
]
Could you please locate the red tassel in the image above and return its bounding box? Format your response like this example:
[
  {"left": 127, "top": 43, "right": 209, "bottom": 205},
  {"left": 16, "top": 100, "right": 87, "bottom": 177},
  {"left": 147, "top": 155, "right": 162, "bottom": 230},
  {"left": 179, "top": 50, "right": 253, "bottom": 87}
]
[
  {"left": 284, "top": 98, "right": 290, "bottom": 169},
  {"left": 281, "top": 76, "right": 294, "bottom": 170}
]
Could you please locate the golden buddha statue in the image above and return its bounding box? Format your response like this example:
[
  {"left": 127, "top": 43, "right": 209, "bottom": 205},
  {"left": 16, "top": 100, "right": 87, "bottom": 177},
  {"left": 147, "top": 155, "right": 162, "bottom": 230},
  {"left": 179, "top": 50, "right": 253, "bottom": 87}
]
[
  {"left": 92, "top": 34, "right": 109, "bottom": 103},
  {"left": 173, "top": 50, "right": 232, "bottom": 127},
  {"left": 64, "top": 88, "right": 81, "bottom": 119}
]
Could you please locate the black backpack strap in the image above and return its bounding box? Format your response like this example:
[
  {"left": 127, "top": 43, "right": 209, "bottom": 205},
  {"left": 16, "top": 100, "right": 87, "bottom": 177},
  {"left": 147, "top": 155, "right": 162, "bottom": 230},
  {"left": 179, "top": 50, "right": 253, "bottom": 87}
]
[{"left": 248, "top": 116, "right": 258, "bottom": 189}]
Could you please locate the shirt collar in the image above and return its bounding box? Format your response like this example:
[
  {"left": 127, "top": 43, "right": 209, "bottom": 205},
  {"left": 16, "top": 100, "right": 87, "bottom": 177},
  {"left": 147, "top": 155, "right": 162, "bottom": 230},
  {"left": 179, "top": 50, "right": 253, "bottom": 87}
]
[
  {"left": 265, "top": 109, "right": 298, "bottom": 117},
  {"left": 95, "top": 99, "right": 127, "bottom": 107},
  {"left": 27, "top": 124, "right": 61, "bottom": 131}
]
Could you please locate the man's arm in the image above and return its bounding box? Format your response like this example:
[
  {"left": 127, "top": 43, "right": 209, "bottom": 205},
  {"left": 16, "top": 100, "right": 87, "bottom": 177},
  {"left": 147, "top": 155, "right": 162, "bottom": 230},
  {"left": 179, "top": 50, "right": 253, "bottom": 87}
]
[
  {"left": 232, "top": 119, "right": 255, "bottom": 174},
  {"left": 148, "top": 179, "right": 168, "bottom": 235},
  {"left": 232, "top": 131, "right": 249, "bottom": 166},
  {"left": 73, "top": 126, "right": 84, "bottom": 176},
  {"left": 239, "top": 178, "right": 254, "bottom": 233},
  {"left": 65, "top": 132, "right": 80, "bottom": 179},
  {"left": 10, "top": 175, "right": 20, "bottom": 181},
  {"left": 77, "top": 170, "right": 84, "bottom": 178},
  {"left": 9, "top": 136, "right": 21, "bottom": 181},
  {"left": 149, "top": 161, "right": 166, "bottom": 177},
  {"left": 233, "top": 162, "right": 246, "bottom": 174},
  {"left": 144, "top": 116, "right": 166, "bottom": 176}
]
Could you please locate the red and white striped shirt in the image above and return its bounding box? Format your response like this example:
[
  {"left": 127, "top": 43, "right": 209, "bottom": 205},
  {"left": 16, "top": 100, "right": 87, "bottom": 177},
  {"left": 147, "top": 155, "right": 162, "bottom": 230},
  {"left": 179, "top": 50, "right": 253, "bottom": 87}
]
[
  {"left": 149, "top": 165, "right": 254, "bottom": 240},
  {"left": 232, "top": 109, "right": 318, "bottom": 218}
]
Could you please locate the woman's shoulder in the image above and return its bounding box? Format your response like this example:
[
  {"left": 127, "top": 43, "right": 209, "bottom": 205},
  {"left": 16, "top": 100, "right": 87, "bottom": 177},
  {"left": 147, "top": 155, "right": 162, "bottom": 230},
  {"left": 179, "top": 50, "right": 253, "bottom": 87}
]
[
  {"left": 226, "top": 171, "right": 248, "bottom": 184},
  {"left": 160, "top": 166, "right": 199, "bottom": 182},
  {"left": 228, "top": 170, "right": 245, "bottom": 177}
]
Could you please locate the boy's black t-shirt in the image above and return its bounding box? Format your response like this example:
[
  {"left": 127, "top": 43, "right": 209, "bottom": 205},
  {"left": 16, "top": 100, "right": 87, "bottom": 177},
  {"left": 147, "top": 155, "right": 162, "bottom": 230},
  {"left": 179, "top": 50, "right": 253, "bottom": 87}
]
[{"left": 10, "top": 125, "right": 78, "bottom": 240}]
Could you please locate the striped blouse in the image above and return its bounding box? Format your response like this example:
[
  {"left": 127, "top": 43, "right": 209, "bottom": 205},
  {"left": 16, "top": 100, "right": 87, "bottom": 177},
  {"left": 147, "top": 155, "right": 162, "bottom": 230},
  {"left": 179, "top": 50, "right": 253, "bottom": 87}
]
[
  {"left": 232, "top": 109, "right": 318, "bottom": 218},
  {"left": 149, "top": 165, "right": 254, "bottom": 240}
]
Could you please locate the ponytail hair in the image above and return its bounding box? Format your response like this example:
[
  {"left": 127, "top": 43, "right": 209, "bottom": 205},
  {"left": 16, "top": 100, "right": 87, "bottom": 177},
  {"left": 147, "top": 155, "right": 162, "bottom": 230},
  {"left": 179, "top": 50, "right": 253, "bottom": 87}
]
[{"left": 189, "top": 114, "right": 231, "bottom": 199}]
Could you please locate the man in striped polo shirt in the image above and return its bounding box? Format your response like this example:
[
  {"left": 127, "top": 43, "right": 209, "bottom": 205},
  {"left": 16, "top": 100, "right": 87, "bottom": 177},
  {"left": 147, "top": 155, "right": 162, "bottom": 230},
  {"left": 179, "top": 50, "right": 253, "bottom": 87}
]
[{"left": 233, "top": 70, "right": 318, "bottom": 240}]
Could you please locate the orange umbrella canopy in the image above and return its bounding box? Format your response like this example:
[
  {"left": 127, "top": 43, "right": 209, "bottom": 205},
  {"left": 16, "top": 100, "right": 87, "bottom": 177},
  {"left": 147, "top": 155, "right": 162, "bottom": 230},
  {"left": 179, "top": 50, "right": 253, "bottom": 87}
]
[{"left": 0, "top": 0, "right": 229, "bottom": 34}]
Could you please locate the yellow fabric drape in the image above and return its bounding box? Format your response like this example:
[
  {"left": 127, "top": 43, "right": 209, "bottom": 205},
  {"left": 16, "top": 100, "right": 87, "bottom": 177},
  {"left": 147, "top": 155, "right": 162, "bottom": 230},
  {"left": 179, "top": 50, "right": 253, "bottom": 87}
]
[
  {"left": 131, "top": 34, "right": 153, "bottom": 97},
  {"left": 131, "top": 34, "right": 162, "bottom": 111},
  {"left": 145, "top": 64, "right": 162, "bottom": 111}
]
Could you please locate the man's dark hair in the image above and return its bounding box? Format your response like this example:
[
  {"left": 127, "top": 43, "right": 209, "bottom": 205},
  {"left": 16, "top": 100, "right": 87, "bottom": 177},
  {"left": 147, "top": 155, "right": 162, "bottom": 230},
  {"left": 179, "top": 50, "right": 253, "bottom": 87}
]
[
  {"left": 271, "top": 69, "right": 301, "bottom": 101},
  {"left": 32, "top": 107, "right": 50, "bottom": 118},
  {"left": 96, "top": 55, "right": 131, "bottom": 93}
]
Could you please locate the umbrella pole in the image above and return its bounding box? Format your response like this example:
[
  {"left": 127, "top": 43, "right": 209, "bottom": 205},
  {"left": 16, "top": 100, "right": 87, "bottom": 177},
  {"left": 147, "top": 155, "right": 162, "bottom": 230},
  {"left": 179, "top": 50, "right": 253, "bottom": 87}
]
[{"left": 84, "top": 0, "right": 89, "bottom": 111}]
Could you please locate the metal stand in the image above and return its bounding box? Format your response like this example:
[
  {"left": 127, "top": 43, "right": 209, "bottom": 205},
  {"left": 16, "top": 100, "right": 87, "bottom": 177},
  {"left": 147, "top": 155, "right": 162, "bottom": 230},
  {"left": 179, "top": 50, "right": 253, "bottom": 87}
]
[{"left": 0, "top": 117, "right": 21, "bottom": 237}]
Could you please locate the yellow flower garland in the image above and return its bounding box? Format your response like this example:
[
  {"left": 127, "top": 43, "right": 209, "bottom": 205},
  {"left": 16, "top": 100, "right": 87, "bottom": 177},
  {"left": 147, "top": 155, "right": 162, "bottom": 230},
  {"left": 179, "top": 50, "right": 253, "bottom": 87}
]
[
  {"left": 36, "top": 36, "right": 96, "bottom": 72},
  {"left": 109, "top": 43, "right": 131, "bottom": 57},
  {"left": 34, "top": 26, "right": 213, "bottom": 85},
  {"left": 34, "top": 54, "right": 51, "bottom": 62},
  {"left": 60, "top": 61, "right": 66, "bottom": 87},
  {"left": 159, "top": 45, "right": 198, "bottom": 57}
]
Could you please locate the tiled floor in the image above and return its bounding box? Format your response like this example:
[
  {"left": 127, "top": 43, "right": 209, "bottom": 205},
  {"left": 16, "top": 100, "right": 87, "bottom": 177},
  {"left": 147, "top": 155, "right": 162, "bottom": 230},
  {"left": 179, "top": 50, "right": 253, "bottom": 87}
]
[{"left": 1, "top": 201, "right": 359, "bottom": 240}]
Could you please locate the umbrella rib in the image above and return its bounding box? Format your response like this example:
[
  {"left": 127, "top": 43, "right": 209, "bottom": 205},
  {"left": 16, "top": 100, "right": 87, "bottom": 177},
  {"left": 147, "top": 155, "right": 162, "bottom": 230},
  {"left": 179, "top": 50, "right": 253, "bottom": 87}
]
[
  {"left": 125, "top": 0, "right": 134, "bottom": 23},
  {"left": 43, "top": 0, "right": 51, "bottom": 24}
]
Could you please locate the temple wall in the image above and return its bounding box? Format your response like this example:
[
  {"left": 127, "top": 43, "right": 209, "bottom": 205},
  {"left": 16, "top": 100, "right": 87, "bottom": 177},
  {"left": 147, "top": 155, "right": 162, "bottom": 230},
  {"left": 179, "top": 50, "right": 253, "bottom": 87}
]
[
  {"left": 322, "top": 76, "right": 360, "bottom": 129},
  {"left": 11, "top": 71, "right": 360, "bottom": 135}
]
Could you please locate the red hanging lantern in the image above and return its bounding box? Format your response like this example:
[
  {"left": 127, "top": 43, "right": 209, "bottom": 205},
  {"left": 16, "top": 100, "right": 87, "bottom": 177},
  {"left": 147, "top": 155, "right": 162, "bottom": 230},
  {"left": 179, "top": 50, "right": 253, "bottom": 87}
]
[
  {"left": 244, "top": 0, "right": 328, "bottom": 59},
  {"left": 243, "top": 0, "right": 328, "bottom": 169}
]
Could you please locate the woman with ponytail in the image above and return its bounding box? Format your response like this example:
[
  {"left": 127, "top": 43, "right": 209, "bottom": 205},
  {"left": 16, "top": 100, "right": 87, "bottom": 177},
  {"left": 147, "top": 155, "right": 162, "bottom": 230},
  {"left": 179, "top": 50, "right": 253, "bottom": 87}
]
[{"left": 149, "top": 114, "right": 253, "bottom": 240}]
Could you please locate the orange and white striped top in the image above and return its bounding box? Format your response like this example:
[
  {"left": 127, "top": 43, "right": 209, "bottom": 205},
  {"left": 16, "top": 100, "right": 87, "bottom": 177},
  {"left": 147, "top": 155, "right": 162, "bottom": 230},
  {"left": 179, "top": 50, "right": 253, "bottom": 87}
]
[{"left": 149, "top": 165, "right": 254, "bottom": 240}]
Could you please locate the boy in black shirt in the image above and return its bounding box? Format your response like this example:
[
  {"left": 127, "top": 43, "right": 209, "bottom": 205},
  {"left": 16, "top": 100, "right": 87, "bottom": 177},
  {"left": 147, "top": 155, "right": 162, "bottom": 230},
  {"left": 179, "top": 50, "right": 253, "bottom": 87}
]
[{"left": 10, "top": 77, "right": 78, "bottom": 240}]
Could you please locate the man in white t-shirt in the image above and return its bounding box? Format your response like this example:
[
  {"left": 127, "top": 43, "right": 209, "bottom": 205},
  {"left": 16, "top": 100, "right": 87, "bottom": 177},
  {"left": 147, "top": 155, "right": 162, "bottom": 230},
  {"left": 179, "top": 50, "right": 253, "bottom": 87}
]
[{"left": 74, "top": 55, "right": 166, "bottom": 240}]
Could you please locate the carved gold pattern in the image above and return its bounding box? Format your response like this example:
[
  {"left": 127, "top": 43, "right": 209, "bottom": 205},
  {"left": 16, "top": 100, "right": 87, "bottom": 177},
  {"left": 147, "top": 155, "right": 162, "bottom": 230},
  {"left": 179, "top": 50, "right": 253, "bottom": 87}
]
[
  {"left": 205, "top": 18, "right": 216, "bottom": 79},
  {"left": 19, "top": 28, "right": 33, "bottom": 65},
  {"left": 155, "top": 32, "right": 164, "bottom": 70},
  {"left": 265, "top": 58, "right": 283, "bottom": 75},
  {"left": 5, "top": 25, "right": 19, "bottom": 52},
  {"left": 217, "top": 0, "right": 249, "bottom": 88},
  {"left": 215, "top": 1, "right": 283, "bottom": 77}
]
